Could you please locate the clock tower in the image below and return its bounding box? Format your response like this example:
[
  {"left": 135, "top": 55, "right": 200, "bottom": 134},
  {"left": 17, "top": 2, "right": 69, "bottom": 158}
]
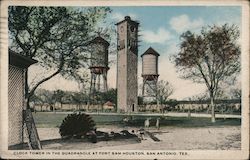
[{"left": 116, "top": 16, "right": 139, "bottom": 113}]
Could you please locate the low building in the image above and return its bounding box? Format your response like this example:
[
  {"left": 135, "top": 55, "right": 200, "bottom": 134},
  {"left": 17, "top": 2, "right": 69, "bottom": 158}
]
[
  {"left": 8, "top": 50, "right": 37, "bottom": 147},
  {"left": 103, "top": 101, "right": 115, "bottom": 111}
]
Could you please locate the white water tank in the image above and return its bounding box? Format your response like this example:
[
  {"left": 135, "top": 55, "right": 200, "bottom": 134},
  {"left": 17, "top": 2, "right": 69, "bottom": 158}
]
[{"left": 141, "top": 47, "right": 160, "bottom": 76}]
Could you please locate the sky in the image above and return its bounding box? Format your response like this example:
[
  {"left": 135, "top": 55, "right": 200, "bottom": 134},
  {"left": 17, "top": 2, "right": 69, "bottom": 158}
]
[{"left": 29, "top": 6, "right": 242, "bottom": 100}]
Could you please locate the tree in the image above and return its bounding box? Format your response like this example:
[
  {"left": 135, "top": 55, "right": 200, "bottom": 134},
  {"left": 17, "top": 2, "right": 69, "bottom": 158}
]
[
  {"left": 101, "top": 88, "right": 117, "bottom": 104},
  {"left": 29, "top": 92, "right": 45, "bottom": 111},
  {"left": 140, "top": 80, "right": 173, "bottom": 105},
  {"left": 188, "top": 92, "right": 209, "bottom": 101},
  {"left": 8, "top": 6, "right": 111, "bottom": 108},
  {"left": 230, "top": 88, "right": 241, "bottom": 99},
  {"left": 30, "top": 89, "right": 57, "bottom": 111},
  {"left": 43, "top": 91, "right": 57, "bottom": 111},
  {"left": 157, "top": 80, "right": 174, "bottom": 104},
  {"left": 173, "top": 24, "right": 240, "bottom": 122},
  {"left": 71, "top": 92, "right": 88, "bottom": 110},
  {"left": 165, "top": 99, "right": 178, "bottom": 111},
  {"left": 138, "top": 96, "right": 143, "bottom": 105},
  {"left": 53, "top": 90, "right": 65, "bottom": 109}
]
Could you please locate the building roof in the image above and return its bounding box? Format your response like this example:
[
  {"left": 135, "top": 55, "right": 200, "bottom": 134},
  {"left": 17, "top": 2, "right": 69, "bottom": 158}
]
[
  {"left": 115, "top": 16, "right": 140, "bottom": 26},
  {"left": 141, "top": 47, "right": 160, "bottom": 57},
  {"left": 9, "top": 49, "right": 37, "bottom": 69},
  {"left": 104, "top": 101, "right": 115, "bottom": 106},
  {"left": 89, "top": 36, "right": 110, "bottom": 47}
]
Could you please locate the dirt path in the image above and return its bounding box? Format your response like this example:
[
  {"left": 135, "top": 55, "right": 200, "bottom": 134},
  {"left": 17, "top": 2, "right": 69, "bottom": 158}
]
[{"left": 37, "top": 125, "right": 240, "bottom": 150}]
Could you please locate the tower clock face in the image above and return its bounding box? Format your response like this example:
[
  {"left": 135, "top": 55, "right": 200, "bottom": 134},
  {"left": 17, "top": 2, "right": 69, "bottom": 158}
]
[
  {"left": 130, "top": 26, "right": 135, "bottom": 32},
  {"left": 128, "top": 24, "right": 137, "bottom": 53}
]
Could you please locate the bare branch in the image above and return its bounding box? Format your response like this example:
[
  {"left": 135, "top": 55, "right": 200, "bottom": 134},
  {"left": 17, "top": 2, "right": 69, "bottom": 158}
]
[{"left": 28, "top": 54, "right": 64, "bottom": 99}]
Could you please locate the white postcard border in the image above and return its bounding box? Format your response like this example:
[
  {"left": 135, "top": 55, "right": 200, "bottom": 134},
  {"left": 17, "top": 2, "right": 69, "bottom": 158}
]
[{"left": 0, "top": 0, "right": 249, "bottom": 159}]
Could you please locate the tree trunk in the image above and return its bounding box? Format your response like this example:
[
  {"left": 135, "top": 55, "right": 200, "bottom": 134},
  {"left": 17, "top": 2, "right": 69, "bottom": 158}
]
[
  {"left": 24, "top": 69, "right": 30, "bottom": 110},
  {"left": 188, "top": 106, "right": 191, "bottom": 118},
  {"left": 210, "top": 95, "right": 216, "bottom": 123},
  {"left": 53, "top": 104, "right": 55, "bottom": 113},
  {"left": 25, "top": 55, "right": 64, "bottom": 110}
]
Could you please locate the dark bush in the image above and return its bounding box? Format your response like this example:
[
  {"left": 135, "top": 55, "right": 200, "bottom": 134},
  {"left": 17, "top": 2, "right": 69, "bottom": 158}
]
[{"left": 59, "top": 113, "right": 96, "bottom": 138}]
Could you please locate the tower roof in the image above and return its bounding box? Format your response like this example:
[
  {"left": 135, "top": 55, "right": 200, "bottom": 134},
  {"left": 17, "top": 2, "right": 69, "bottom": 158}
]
[
  {"left": 89, "top": 36, "right": 110, "bottom": 46},
  {"left": 115, "top": 16, "right": 139, "bottom": 26},
  {"left": 141, "top": 47, "right": 160, "bottom": 57}
]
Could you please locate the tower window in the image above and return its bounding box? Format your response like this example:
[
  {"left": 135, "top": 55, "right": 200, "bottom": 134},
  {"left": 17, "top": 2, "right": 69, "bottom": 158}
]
[
  {"left": 130, "top": 26, "right": 135, "bottom": 32},
  {"left": 120, "top": 26, "right": 124, "bottom": 33},
  {"left": 118, "top": 40, "right": 125, "bottom": 50}
]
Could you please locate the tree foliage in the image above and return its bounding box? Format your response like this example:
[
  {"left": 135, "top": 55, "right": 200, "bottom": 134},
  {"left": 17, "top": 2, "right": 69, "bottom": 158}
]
[
  {"left": 100, "top": 88, "right": 117, "bottom": 105},
  {"left": 53, "top": 90, "right": 65, "bottom": 105},
  {"left": 157, "top": 80, "right": 174, "bottom": 104},
  {"left": 140, "top": 80, "right": 173, "bottom": 104},
  {"left": 71, "top": 92, "right": 88, "bottom": 104},
  {"left": 89, "top": 88, "right": 117, "bottom": 107},
  {"left": 230, "top": 88, "right": 241, "bottom": 99},
  {"left": 30, "top": 88, "right": 117, "bottom": 110},
  {"left": 173, "top": 24, "right": 240, "bottom": 122},
  {"left": 30, "top": 89, "right": 60, "bottom": 110},
  {"left": 8, "top": 6, "right": 112, "bottom": 106}
]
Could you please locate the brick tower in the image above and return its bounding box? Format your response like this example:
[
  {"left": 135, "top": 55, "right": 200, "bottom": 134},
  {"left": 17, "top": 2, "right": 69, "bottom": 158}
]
[{"left": 116, "top": 16, "right": 139, "bottom": 113}]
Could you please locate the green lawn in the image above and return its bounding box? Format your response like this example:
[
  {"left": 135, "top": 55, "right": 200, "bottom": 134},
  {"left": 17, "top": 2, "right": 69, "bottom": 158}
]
[
  {"left": 32, "top": 112, "right": 241, "bottom": 128},
  {"left": 33, "top": 112, "right": 127, "bottom": 128}
]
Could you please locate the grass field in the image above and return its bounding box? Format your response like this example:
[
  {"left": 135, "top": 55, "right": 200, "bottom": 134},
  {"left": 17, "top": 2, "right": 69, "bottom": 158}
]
[
  {"left": 32, "top": 112, "right": 241, "bottom": 150},
  {"left": 33, "top": 112, "right": 241, "bottom": 128}
]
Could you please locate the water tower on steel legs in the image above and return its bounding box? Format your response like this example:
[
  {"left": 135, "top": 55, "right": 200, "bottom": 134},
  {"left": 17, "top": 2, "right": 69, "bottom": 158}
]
[
  {"left": 141, "top": 47, "right": 160, "bottom": 107},
  {"left": 88, "top": 36, "right": 110, "bottom": 105}
]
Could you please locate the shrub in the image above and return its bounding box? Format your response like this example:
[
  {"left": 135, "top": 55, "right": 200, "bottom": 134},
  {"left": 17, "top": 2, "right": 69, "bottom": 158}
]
[{"left": 59, "top": 112, "right": 96, "bottom": 138}]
